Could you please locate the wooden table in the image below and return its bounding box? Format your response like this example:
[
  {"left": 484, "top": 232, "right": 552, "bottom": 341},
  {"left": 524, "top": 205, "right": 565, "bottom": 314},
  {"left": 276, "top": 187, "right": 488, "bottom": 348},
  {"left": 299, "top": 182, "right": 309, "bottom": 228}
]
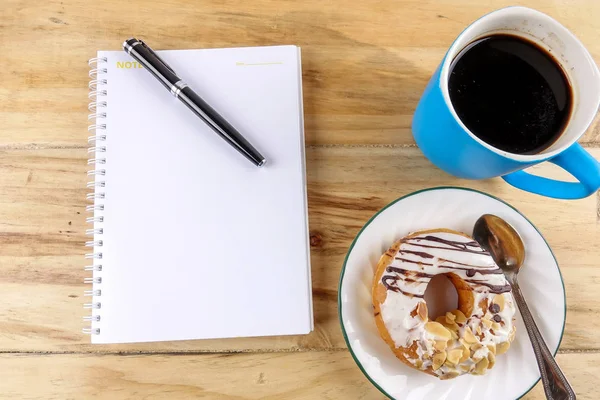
[{"left": 2, "top": 0, "right": 600, "bottom": 398}]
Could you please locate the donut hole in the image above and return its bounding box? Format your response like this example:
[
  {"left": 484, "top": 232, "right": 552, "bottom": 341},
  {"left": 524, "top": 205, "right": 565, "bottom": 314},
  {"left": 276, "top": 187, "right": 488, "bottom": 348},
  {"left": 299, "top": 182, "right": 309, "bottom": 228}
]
[{"left": 424, "top": 274, "right": 459, "bottom": 319}]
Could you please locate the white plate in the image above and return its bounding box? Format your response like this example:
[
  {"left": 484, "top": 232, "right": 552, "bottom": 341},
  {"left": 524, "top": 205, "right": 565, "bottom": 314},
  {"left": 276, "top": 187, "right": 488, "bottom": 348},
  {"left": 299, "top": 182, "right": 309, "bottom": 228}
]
[{"left": 338, "top": 187, "right": 565, "bottom": 400}]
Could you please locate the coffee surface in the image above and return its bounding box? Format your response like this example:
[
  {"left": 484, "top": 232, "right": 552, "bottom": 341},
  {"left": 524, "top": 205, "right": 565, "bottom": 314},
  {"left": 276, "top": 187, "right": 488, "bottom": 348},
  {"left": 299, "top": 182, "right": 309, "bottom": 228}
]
[{"left": 448, "top": 34, "right": 572, "bottom": 155}]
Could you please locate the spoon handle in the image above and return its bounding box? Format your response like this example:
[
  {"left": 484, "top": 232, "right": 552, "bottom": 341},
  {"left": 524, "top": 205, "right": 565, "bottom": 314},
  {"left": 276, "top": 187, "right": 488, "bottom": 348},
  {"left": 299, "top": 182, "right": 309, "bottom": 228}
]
[{"left": 510, "top": 278, "right": 576, "bottom": 400}]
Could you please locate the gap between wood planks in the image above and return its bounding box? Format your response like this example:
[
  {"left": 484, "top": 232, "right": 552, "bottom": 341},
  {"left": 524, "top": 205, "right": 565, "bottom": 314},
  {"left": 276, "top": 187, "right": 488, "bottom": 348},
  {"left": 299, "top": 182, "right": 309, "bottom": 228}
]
[
  {"left": 2, "top": 143, "right": 600, "bottom": 151},
  {"left": 0, "top": 143, "right": 86, "bottom": 151},
  {"left": 0, "top": 348, "right": 599, "bottom": 356},
  {"left": 596, "top": 191, "right": 600, "bottom": 222}
]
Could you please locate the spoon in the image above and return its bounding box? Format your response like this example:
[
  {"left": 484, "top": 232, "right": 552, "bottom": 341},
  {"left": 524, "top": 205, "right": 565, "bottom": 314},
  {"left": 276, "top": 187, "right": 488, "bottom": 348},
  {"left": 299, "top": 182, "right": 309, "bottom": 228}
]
[{"left": 473, "top": 214, "right": 575, "bottom": 400}]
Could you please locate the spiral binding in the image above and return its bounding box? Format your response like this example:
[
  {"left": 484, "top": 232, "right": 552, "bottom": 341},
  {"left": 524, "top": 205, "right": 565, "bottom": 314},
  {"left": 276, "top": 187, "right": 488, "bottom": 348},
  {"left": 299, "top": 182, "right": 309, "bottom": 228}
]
[
  {"left": 88, "top": 102, "right": 107, "bottom": 112},
  {"left": 84, "top": 56, "right": 107, "bottom": 336}
]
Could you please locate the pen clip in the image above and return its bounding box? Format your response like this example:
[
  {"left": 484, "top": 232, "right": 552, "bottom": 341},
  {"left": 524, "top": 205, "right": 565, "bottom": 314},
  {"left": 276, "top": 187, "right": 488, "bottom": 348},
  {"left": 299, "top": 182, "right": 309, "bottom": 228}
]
[{"left": 137, "top": 40, "right": 178, "bottom": 75}]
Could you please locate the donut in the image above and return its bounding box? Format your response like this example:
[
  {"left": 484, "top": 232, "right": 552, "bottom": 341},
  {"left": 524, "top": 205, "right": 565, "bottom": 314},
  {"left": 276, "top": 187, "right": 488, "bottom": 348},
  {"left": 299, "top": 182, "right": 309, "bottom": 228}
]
[{"left": 372, "top": 228, "right": 517, "bottom": 379}]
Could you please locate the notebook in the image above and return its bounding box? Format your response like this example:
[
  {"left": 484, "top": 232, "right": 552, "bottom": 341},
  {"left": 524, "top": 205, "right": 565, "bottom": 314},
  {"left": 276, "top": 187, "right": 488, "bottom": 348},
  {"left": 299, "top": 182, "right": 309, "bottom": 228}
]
[{"left": 85, "top": 45, "right": 312, "bottom": 344}]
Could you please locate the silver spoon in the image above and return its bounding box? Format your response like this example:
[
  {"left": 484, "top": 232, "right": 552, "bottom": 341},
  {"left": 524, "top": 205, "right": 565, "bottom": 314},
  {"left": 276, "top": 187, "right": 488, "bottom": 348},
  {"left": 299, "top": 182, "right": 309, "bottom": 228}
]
[{"left": 473, "top": 214, "right": 575, "bottom": 400}]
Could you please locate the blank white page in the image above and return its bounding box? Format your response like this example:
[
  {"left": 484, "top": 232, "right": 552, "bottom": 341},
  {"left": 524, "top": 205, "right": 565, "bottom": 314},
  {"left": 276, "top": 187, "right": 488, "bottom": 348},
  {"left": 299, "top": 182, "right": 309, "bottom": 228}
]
[{"left": 90, "top": 46, "right": 312, "bottom": 343}]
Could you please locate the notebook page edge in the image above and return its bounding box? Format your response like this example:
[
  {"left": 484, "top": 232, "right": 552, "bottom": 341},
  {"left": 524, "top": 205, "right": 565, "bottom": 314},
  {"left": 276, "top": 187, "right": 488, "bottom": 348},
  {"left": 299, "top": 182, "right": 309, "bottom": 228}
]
[{"left": 296, "top": 46, "right": 314, "bottom": 332}]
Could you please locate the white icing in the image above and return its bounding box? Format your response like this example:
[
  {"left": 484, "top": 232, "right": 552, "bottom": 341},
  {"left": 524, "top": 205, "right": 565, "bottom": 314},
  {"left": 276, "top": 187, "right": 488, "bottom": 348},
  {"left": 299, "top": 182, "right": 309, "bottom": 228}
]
[{"left": 379, "top": 231, "right": 517, "bottom": 378}]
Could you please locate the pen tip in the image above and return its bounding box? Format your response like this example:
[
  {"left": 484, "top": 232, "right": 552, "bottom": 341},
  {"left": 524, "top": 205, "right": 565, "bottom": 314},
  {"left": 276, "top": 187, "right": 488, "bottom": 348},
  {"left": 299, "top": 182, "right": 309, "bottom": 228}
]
[{"left": 258, "top": 159, "right": 267, "bottom": 167}]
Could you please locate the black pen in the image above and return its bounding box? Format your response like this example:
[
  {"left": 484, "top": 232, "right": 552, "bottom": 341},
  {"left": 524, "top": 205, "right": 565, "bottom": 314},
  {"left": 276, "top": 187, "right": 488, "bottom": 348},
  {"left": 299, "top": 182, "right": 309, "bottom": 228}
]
[{"left": 123, "top": 38, "right": 266, "bottom": 167}]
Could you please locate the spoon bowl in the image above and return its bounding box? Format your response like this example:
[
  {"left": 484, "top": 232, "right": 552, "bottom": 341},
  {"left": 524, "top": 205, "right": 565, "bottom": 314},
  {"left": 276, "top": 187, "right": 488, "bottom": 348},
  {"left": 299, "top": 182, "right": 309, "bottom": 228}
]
[{"left": 473, "top": 214, "right": 526, "bottom": 276}]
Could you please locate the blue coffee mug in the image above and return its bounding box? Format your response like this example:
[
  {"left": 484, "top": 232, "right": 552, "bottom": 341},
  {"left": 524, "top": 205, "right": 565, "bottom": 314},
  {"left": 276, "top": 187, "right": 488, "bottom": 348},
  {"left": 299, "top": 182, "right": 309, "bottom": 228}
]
[{"left": 412, "top": 7, "right": 600, "bottom": 199}]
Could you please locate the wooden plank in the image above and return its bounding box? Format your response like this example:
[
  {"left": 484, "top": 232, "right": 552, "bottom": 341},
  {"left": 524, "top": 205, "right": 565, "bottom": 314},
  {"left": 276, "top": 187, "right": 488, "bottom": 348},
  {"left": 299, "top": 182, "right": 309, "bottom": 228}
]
[
  {"left": 0, "top": 351, "right": 595, "bottom": 399},
  {"left": 1, "top": 0, "right": 600, "bottom": 147},
  {"left": 0, "top": 147, "right": 599, "bottom": 352}
]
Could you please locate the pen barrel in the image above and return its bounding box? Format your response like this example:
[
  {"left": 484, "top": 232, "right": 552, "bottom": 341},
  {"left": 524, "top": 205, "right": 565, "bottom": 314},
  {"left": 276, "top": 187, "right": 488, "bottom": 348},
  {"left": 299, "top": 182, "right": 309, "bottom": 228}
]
[{"left": 178, "top": 87, "right": 266, "bottom": 166}]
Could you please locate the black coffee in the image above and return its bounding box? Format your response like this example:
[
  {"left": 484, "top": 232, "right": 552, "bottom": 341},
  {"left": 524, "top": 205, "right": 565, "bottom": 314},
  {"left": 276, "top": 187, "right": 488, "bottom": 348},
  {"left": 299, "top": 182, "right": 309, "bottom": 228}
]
[{"left": 448, "top": 34, "right": 572, "bottom": 155}]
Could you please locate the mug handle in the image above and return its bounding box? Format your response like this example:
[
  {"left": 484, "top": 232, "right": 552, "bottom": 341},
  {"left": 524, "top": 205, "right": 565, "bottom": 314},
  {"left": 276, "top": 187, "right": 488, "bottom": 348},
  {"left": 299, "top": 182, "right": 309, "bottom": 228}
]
[{"left": 502, "top": 143, "right": 600, "bottom": 199}]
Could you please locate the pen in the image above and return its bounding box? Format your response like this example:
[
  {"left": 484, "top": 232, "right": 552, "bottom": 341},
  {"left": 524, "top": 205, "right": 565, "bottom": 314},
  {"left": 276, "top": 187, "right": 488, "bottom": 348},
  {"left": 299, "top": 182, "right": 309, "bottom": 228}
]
[{"left": 123, "top": 38, "right": 266, "bottom": 167}]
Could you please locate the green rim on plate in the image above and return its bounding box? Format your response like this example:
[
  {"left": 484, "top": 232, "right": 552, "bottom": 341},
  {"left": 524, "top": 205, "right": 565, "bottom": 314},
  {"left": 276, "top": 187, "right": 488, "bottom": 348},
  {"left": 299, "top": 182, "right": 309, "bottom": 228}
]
[{"left": 337, "top": 186, "right": 566, "bottom": 400}]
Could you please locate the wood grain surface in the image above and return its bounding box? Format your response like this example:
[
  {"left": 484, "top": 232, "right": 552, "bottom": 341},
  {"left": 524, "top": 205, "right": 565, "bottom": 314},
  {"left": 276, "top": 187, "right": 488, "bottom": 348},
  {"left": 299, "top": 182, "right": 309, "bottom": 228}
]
[{"left": 2, "top": 0, "right": 600, "bottom": 398}]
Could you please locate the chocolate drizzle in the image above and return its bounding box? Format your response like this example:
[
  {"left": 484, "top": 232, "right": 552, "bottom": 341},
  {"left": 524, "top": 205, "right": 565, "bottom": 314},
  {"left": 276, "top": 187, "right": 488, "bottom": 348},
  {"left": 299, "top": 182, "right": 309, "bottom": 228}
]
[
  {"left": 387, "top": 266, "right": 435, "bottom": 278},
  {"left": 381, "top": 275, "right": 424, "bottom": 298},
  {"left": 398, "top": 249, "right": 435, "bottom": 259},
  {"left": 464, "top": 267, "right": 503, "bottom": 276},
  {"left": 421, "top": 235, "right": 484, "bottom": 250},
  {"left": 438, "top": 257, "right": 498, "bottom": 269},
  {"left": 463, "top": 279, "right": 512, "bottom": 294},
  {"left": 394, "top": 257, "right": 433, "bottom": 267},
  {"left": 393, "top": 257, "right": 502, "bottom": 276},
  {"left": 382, "top": 233, "right": 509, "bottom": 298},
  {"left": 403, "top": 235, "right": 490, "bottom": 255}
]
